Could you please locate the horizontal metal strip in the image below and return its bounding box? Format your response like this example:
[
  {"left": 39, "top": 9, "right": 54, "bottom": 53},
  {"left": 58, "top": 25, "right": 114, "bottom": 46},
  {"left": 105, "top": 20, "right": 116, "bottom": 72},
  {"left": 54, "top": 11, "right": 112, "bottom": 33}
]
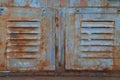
[
  {"left": 8, "top": 40, "right": 40, "bottom": 46},
  {"left": 7, "top": 57, "right": 38, "bottom": 59},
  {"left": 8, "top": 20, "right": 40, "bottom": 22},
  {"left": 7, "top": 46, "right": 39, "bottom": 52},
  {"left": 81, "top": 26, "right": 115, "bottom": 29},
  {"left": 7, "top": 43, "right": 39, "bottom": 47},
  {"left": 80, "top": 46, "right": 113, "bottom": 52},
  {"left": 77, "top": 57, "right": 113, "bottom": 59},
  {"left": 68, "top": 8, "right": 117, "bottom": 14},
  {"left": 80, "top": 40, "right": 113, "bottom": 45},
  {"left": 8, "top": 38, "right": 40, "bottom": 41},
  {"left": 9, "top": 33, "right": 39, "bottom": 34},
  {"left": 81, "top": 33, "right": 114, "bottom": 35},
  {"left": 7, "top": 52, "right": 38, "bottom": 54},
  {"left": 8, "top": 32, "right": 40, "bottom": 34},
  {"left": 7, "top": 59, "right": 38, "bottom": 68},
  {"left": 70, "top": 58, "right": 113, "bottom": 70},
  {"left": 81, "top": 39, "right": 114, "bottom": 40},
  {"left": 8, "top": 28, "right": 40, "bottom": 33},
  {"left": 82, "top": 20, "right": 114, "bottom": 22},
  {"left": 9, "top": 34, "right": 40, "bottom": 39},
  {"left": 81, "top": 28, "right": 114, "bottom": 33},
  {"left": 82, "top": 22, "right": 114, "bottom": 27},
  {"left": 78, "top": 52, "right": 113, "bottom": 58},
  {"left": 81, "top": 33, "right": 114, "bottom": 40},
  {"left": 6, "top": 51, "right": 39, "bottom": 53},
  {"left": 7, "top": 45, "right": 39, "bottom": 47},
  {"left": 7, "top": 22, "right": 40, "bottom": 27},
  {"left": 7, "top": 55, "right": 39, "bottom": 59},
  {"left": 81, "top": 32, "right": 114, "bottom": 34},
  {"left": 81, "top": 51, "right": 113, "bottom": 53},
  {"left": 7, "top": 26, "right": 40, "bottom": 28},
  {"left": 80, "top": 44, "right": 114, "bottom": 47}
]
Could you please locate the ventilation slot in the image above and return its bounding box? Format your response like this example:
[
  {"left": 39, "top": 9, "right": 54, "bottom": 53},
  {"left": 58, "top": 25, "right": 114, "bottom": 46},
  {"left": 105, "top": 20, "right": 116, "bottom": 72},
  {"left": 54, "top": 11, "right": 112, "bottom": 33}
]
[
  {"left": 80, "top": 21, "right": 115, "bottom": 58},
  {"left": 6, "top": 20, "right": 40, "bottom": 59}
]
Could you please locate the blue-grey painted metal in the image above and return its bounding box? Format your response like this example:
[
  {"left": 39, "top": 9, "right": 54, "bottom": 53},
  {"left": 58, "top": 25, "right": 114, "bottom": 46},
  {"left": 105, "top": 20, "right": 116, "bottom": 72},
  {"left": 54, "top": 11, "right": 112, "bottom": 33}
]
[{"left": 0, "top": 0, "right": 120, "bottom": 76}]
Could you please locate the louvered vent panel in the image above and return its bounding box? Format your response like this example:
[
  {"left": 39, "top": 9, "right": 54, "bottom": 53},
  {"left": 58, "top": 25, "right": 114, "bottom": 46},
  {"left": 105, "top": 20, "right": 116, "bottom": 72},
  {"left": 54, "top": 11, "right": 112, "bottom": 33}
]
[
  {"left": 80, "top": 21, "right": 115, "bottom": 58},
  {"left": 6, "top": 20, "right": 40, "bottom": 70}
]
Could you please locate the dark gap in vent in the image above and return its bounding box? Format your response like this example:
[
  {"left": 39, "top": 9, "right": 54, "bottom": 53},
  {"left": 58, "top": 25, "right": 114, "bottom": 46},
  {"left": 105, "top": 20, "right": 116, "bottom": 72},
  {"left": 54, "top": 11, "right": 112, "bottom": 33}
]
[
  {"left": 8, "top": 27, "right": 39, "bottom": 28},
  {"left": 9, "top": 57, "right": 37, "bottom": 60},
  {"left": 9, "top": 33, "right": 39, "bottom": 34},
  {"left": 8, "top": 32, "right": 39, "bottom": 34},
  {"left": 7, "top": 52, "right": 38, "bottom": 54},
  {"left": 81, "top": 32, "right": 113, "bottom": 34},
  {"left": 82, "top": 20, "right": 114, "bottom": 22},
  {"left": 77, "top": 57, "right": 113, "bottom": 59},
  {"left": 8, "top": 20, "right": 40, "bottom": 22},
  {"left": 8, "top": 39, "right": 39, "bottom": 40},
  {"left": 7, "top": 51, "right": 39, "bottom": 53},
  {"left": 81, "top": 39, "right": 114, "bottom": 40},
  {"left": 80, "top": 45, "right": 114, "bottom": 46},
  {"left": 80, "top": 51, "right": 113, "bottom": 53},
  {"left": 81, "top": 27, "right": 113, "bottom": 28}
]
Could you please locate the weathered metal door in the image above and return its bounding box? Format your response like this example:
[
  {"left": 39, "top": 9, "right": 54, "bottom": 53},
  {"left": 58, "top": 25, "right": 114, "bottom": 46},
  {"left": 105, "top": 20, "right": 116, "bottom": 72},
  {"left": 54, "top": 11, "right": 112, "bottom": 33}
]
[
  {"left": 65, "top": 8, "right": 120, "bottom": 70},
  {"left": 0, "top": 7, "right": 56, "bottom": 71}
]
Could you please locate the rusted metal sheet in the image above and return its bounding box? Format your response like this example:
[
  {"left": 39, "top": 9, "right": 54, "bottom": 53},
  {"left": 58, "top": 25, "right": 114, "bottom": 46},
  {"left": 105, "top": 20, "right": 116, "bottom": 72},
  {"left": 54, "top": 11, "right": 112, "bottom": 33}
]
[
  {"left": 65, "top": 8, "right": 120, "bottom": 70},
  {"left": 0, "top": 0, "right": 120, "bottom": 77},
  {"left": 10, "top": 0, "right": 120, "bottom": 8},
  {"left": 1, "top": 0, "right": 120, "bottom": 8},
  {"left": 68, "top": 0, "right": 120, "bottom": 7},
  {"left": 0, "top": 7, "right": 56, "bottom": 71}
]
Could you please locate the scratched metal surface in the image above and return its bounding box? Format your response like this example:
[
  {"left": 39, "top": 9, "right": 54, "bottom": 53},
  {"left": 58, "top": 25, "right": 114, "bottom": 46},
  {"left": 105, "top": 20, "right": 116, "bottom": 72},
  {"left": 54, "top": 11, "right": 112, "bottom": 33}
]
[{"left": 0, "top": 0, "right": 120, "bottom": 77}]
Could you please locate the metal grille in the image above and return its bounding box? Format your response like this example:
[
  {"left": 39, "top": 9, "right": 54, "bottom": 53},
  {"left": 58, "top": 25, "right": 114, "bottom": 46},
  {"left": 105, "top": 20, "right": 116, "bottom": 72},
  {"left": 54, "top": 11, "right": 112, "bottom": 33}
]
[
  {"left": 80, "top": 21, "right": 114, "bottom": 57},
  {"left": 6, "top": 20, "right": 40, "bottom": 70},
  {"left": 78, "top": 20, "right": 115, "bottom": 70}
]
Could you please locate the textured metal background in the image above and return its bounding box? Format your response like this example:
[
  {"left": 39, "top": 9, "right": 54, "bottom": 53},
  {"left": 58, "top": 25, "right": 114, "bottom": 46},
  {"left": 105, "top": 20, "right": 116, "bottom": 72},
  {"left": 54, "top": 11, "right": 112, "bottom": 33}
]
[{"left": 0, "top": 0, "right": 120, "bottom": 77}]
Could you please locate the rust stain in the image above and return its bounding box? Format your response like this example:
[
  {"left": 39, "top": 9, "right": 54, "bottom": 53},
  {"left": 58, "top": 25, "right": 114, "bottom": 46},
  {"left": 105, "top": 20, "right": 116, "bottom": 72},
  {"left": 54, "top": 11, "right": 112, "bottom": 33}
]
[
  {"left": 0, "top": 40, "right": 2, "bottom": 45},
  {"left": 39, "top": 15, "right": 49, "bottom": 53},
  {"left": 9, "top": 27, "right": 37, "bottom": 33},
  {"left": 67, "top": 53, "right": 74, "bottom": 59},
  {"left": 55, "top": 13, "right": 59, "bottom": 28},
  {"left": 37, "top": 60, "right": 50, "bottom": 70},
  {"left": 40, "top": 26, "right": 48, "bottom": 53},
  {"left": 24, "top": 0, "right": 30, "bottom": 8},
  {"left": 59, "top": 0, "right": 64, "bottom": 7},
  {"left": 74, "top": 60, "right": 81, "bottom": 68},
  {"left": 8, "top": 0, "right": 14, "bottom": 6},
  {"left": 80, "top": 0, "right": 87, "bottom": 7}
]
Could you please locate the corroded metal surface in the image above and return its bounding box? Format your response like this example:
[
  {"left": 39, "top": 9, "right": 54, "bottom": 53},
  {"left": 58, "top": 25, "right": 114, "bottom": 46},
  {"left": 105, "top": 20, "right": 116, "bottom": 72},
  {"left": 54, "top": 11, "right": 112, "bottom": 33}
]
[
  {"left": 65, "top": 8, "right": 120, "bottom": 71},
  {"left": 1, "top": 77, "right": 120, "bottom": 80},
  {"left": 0, "top": 7, "right": 56, "bottom": 71},
  {"left": 0, "top": 0, "right": 120, "bottom": 8},
  {"left": 0, "top": 0, "right": 120, "bottom": 77}
]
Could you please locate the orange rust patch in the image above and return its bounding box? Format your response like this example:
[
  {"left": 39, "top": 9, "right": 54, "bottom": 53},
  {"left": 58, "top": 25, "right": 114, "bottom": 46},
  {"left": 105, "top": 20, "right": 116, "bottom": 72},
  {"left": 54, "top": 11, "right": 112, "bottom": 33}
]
[
  {"left": 37, "top": 60, "right": 50, "bottom": 70},
  {"left": 0, "top": 62, "right": 5, "bottom": 70},
  {"left": 80, "top": 0, "right": 87, "bottom": 7},
  {"left": 55, "top": 16, "right": 59, "bottom": 27},
  {"left": 24, "top": 0, "right": 30, "bottom": 8},
  {"left": 39, "top": 17, "right": 49, "bottom": 53},
  {"left": 67, "top": 53, "right": 74, "bottom": 59}
]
